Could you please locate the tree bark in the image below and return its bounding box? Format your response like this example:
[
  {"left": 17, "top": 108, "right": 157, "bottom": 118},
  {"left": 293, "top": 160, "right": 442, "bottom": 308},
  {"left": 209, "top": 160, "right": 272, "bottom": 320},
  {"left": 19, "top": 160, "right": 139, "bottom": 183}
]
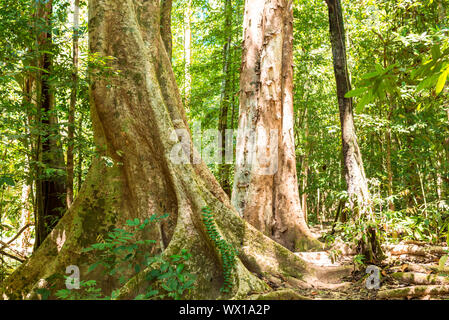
[
  {"left": 231, "top": 0, "right": 321, "bottom": 251},
  {"left": 218, "top": 0, "right": 233, "bottom": 196},
  {"left": 67, "top": 0, "right": 80, "bottom": 208},
  {"left": 34, "top": 0, "right": 66, "bottom": 250},
  {"left": 160, "top": 0, "right": 172, "bottom": 61},
  {"left": 386, "top": 105, "right": 394, "bottom": 211},
  {"left": 325, "top": 0, "right": 371, "bottom": 215},
  {"left": 0, "top": 0, "right": 326, "bottom": 300},
  {"left": 183, "top": 0, "right": 192, "bottom": 109}
]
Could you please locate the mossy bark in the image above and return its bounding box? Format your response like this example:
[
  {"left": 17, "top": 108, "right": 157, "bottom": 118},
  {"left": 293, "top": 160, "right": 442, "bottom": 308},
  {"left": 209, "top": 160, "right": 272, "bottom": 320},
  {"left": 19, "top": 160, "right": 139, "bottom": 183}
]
[{"left": 1, "top": 0, "right": 322, "bottom": 300}]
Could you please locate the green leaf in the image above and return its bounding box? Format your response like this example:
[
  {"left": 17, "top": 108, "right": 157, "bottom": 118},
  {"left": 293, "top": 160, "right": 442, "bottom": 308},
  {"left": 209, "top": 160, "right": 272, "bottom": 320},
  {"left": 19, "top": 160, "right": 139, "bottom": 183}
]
[
  {"left": 88, "top": 261, "right": 101, "bottom": 273},
  {"left": 439, "top": 255, "right": 448, "bottom": 271},
  {"left": 436, "top": 66, "right": 449, "bottom": 95},
  {"left": 345, "top": 87, "right": 368, "bottom": 98}
]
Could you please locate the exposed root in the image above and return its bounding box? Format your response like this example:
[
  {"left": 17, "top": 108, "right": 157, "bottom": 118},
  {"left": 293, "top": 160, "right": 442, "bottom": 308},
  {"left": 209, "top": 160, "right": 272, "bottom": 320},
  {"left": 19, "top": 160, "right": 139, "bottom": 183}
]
[
  {"left": 390, "top": 263, "right": 449, "bottom": 274},
  {"left": 391, "top": 272, "right": 449, "bottom": 285},
  {"left": 378, "top": 285, "right": 449, "bottom": 299},
  {"left": 250, "top": 289, "right": 312, "bottom": 300},
  {"left": 384, "top": 244, "right": 448, "bottom": 257}
]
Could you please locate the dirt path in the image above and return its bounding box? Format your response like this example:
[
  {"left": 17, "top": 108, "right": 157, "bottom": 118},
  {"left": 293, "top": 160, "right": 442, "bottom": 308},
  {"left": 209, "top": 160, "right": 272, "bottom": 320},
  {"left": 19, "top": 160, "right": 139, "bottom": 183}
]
[{"left": 279, "top": 226, "right": 449, "bottom": 300}]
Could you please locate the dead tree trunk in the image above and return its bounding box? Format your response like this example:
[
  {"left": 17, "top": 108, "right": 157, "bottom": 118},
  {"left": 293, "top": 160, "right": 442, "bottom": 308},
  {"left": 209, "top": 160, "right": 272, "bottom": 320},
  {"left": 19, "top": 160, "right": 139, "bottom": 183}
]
[{"left": 231, "top": 0, "right": 321, "bottom": 251}]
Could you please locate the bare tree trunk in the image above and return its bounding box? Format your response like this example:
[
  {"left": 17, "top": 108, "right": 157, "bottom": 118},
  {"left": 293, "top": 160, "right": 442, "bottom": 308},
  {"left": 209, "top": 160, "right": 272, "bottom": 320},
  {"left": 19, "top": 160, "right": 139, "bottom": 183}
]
[
  {"left": 67, "top": 0, "right": 80, "bottom": 208},
  {"left": 446, "top": 108, "right": 449, "bottom": 198},
  {"left": 160, "top": 0, "right": 172, "bottom": 60},
  {"left": 218, "top": 0, "right": 233, "bottom": 196},
  {"left": 232, "top": 0, "right": 321, "bottom": 251},
  {"left": 1, "top": 0, "right": 327, "bottom": 300},
  {"left": 77, "top": 111, "right": 84, "bottom": 193},
  {"left": 325, "top": 0, "right": 371, "bottom": 215},
  {"left": 34, "top": 0, "right": 66, "bottom": 250},
  {"left": 301, "top": 107, "right": 309, "bottom": 222},
  {"left": 386, "top": 105, "right": 394, "bottom": 211},
  {"left": 183, "top": 0, "right": 192, "bottom": 109}
]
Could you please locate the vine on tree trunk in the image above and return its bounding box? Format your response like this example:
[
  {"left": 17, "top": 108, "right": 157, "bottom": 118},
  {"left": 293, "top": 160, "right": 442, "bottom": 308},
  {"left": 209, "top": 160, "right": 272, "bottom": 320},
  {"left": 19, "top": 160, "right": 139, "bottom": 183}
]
[{"left": 201, "top": 207, "right": 238, "bottom": 293}]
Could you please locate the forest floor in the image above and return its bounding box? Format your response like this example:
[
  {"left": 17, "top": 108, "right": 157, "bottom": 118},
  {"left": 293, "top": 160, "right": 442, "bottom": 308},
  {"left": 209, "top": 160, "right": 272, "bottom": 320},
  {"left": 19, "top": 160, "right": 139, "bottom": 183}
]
[{"left": 282, "top": 225, "right": 449, "bottom": 300}]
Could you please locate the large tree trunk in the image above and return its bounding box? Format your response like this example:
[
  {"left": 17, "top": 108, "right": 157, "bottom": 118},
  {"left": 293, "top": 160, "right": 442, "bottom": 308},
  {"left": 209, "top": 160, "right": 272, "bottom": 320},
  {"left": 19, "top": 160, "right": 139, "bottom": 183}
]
[
  {"left": 325, "top": 0, "right": 371, "bottom": 215},
  {"left": 0, "top": 0, "right": 333, "bottom": 300},
  {"left": 34, "top": 0, "right": 66, "bottom": 250},
  {"left": 231, "top": 0, "right": 321, "bottom": 251}
]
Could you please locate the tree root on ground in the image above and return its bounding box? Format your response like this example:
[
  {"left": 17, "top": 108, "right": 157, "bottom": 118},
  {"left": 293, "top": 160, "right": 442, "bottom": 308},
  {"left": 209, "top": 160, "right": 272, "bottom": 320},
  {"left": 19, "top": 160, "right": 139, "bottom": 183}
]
[
  {"left": 378, "top": 285, "right": 449, "bottom": 299},
  {"left": 391, "top": 272, "right": 449, "bottom": 285},
  {"left": 383, "top": 244, "right": 448, "bottom": 257},
  {"left": 249, "top": 289, "right": 312, "bottom": 300}
]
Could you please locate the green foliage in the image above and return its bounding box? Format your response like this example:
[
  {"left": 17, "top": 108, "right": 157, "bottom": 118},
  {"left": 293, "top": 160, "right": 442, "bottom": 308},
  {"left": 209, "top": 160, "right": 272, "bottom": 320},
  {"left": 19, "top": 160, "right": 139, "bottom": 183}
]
[
  {"left": 201, "top": 207, "right": 238, "bottom": 293},
  {"left": 51, "top": 215, "right": 196, "bottom": 300},
  {"left": 55, "top": 280, "right": 103, "bottom": 300}
]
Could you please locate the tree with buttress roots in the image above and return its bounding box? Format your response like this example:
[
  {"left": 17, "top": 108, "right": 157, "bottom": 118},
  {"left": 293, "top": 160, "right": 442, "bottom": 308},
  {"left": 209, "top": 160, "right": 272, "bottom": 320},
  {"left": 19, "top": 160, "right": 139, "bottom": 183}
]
[
  {"left": 232, "top": 0, "right": 322, "bottom": 252},
  {"left": 1, "top": 0, "right": 345, "bottom": 300}
]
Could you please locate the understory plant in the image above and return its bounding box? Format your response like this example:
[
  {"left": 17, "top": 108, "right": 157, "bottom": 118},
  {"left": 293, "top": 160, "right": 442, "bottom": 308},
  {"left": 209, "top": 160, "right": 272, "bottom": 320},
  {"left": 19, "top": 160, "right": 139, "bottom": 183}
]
[{"left": 38, "top": 214, "right": 196, "bottom": 300}]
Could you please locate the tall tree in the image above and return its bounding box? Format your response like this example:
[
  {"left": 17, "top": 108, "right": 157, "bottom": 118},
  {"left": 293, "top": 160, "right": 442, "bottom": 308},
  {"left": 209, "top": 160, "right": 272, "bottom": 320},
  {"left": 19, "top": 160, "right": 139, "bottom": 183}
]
[
  {"left": 33, "top": 0, "right": 66, "bottom": 250},
  {"left": 325, "top": 0, "right": 385, "bottom": 263},
  {"left": 1, "top": 0, "right": 325, "bottom": 299},
  {"left": 232, "top": 0, "right": 321, "bottom": 251},
  {"left": 325, "top": 0, "right": 371, "bottom": 215}
]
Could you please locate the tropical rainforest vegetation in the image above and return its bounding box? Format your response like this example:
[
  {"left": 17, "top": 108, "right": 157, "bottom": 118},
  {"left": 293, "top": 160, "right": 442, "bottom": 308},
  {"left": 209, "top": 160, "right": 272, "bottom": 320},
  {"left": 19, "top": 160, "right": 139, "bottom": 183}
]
[{"left": 0, "top": 0, "right": 449, "bottom": 300}]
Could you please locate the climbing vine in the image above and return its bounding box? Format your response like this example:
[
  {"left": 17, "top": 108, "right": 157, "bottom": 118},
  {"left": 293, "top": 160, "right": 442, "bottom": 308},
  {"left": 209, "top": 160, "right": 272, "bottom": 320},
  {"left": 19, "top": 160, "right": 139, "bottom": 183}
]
[{"left": 201, "top": 207, "right": 238, "bottom": 293}]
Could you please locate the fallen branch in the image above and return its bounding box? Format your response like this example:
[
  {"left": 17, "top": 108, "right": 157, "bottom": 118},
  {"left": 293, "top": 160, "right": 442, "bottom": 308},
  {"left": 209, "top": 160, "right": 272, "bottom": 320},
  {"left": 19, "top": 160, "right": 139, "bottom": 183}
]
[
  {"left": 0, "top": 240, "right": 27, "bottom": 261},
  {"left": 378, "top": 285, "right": 449, "bottom": 299},
  {"left": 0, "top": 223, "right": 33, "bottom": 249},
  {"left": 391, "top": 272, "right": 449, "bottom": 285},
  {"left": 0, "top": 249, "right": 25, "bottom": 263}
]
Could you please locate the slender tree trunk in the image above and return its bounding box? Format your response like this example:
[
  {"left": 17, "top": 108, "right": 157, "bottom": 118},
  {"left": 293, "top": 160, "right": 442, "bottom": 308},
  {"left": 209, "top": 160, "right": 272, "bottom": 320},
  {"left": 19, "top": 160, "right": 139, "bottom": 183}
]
[
  {"left": 160, "top": 0, "right": 172, "bottom": 60},
  {"left": 77, "top": 111, "right": 84, "bottom": 193},
  {"left": 183, "top": 0, "right": 192, "bottom": 109},
  {"left": 446, "top": 108, "right": 449, "bottom": 198},
  {"left": 325, "top": 0, "right": 371, "bottom": 215},
  {"left": 218, "top": 0, "right": 233, "bottom": 196},
  {"left": 34, "top": 0, "right": 66, "bottom": 250},
  {"left": 232, "top": 0, "right": 321, "bottom": 251},
  {"left": 20, "top": 76, "right": 35, "bottom": 253},
  {"left": 301, "top": 107, "right": 309, "bottom": 223},
  {"left": 1, "top": 0, "right": 329, "bottom": 300},
  {"left": 67, "top": 0, "right": 80, "bottom": 208},
  {"left": 325, "top": 0, "right": 383, "bottom": 263},
  {"left": 386, "top": 105, "right": 394, "bottom": 211}
]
